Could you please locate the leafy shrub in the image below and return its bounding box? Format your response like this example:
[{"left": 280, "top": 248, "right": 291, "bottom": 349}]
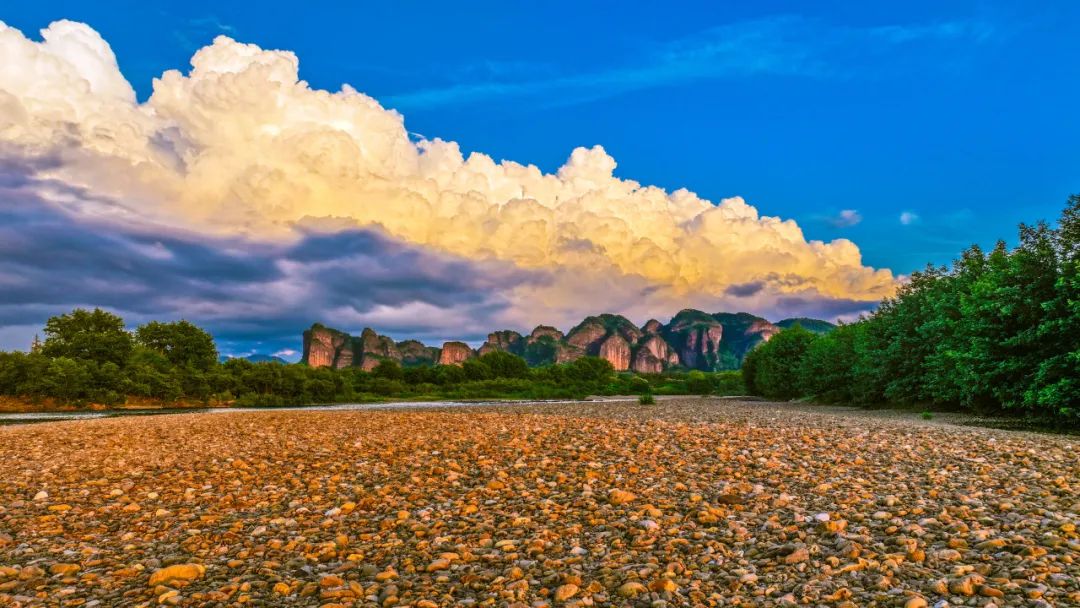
[
  {"left": 628, "top": 376, "right": 651, "bottom": 394},
  {"left": 686, "top": 370, "right": 713, "bottom": 395},
  {"left": 745, "top": 326, "right": 817, "bottom": 400},
  {"left": 713, "top": 370, "right": 745, "bottom": 395}
]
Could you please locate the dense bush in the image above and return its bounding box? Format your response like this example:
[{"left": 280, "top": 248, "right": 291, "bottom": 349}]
[
  {"left": 743, "top": 195, "right": 1079, "bottom": 423},
  {"left": 797, "top": 323, "right": 859, "bottom": 403},
  {"left": 743, "top": 325, "right": 817, "bottom": 400}
]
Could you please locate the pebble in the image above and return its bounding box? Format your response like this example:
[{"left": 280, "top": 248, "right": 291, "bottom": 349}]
[
  {"left": 783, "top": 547, "right": 810, "bottom": 564},
  {"left": 554, "top": 583, "right": 578, "bottom": 601},
  {"left": 0, "top": 399, "right": 1075, "bottom": 607},
  {"left": 147, "top": 564, "right": 205, "bottom": 587},
  {"left": 608, "top": 489, "right": 636, "bottom": 505}
]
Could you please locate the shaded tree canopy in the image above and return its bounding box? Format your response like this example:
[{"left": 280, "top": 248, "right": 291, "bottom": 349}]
[
  {"left": 41, "top": 308, "right": 133, "bottom": 367},
  {"left": 743, "top": 195, "right": 1079, "bottom": 422},
  {"left": 135, "top": 320, "right": 218, "bottom": 371}
]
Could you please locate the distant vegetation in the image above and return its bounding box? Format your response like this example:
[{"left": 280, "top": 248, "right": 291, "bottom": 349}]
[
  {"left": 744, "top": 195, "right": 1079, "bottom": 424},
  {"left": 0, "top": 310, "right": 746, "bottom": 408}
]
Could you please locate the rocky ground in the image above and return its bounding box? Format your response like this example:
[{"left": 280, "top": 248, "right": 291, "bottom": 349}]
[{"left": 0, "top": 398, "right": 1076, "bottom": 607}]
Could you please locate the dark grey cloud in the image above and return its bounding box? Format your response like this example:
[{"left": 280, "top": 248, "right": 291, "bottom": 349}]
[
  {"left": 0, "top": 160, "right": 535, "bottom": 358},
  {"left": 724, "top": 281, "right": 766, "bottom": 297},
  {"left": 772, "top": 295, "right": 876, "bottom": 323}
]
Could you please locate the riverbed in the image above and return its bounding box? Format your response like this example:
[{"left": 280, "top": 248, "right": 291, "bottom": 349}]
[{"left": 0, "top": 397, "right": 638, "bottom": 425}]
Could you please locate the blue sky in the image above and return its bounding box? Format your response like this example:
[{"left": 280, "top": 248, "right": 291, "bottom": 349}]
[
  {"left": 1, "top": 1, "right": 1078, "bottom": 355},
  {"left": 6, "top": 0, "right": 1075, "bottom": 272}
]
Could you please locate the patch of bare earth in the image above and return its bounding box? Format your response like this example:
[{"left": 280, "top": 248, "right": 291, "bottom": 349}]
[{"left": 0, "top": 398, "right": 1076, "bottom": 607}]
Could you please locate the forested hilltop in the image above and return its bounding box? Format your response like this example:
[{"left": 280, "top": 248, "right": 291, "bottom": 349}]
[{"left": 744, "top": 195, "right": 1079, "bottom": 423}]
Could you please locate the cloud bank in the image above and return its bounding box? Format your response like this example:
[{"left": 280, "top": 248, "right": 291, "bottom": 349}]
[
  {"left": 0, "top": 163, "right": 522, "bottom": 355},
  {"left": 0, "top": 20, "right": 896, "bottom": 352}
]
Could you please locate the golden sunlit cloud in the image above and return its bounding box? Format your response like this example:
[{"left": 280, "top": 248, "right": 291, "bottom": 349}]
[{"left": 0, "top": 20, "right": 896, "bottom": 327}]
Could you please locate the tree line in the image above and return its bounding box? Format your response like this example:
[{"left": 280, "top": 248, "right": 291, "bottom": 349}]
[
  {"left": 0, "top": 309, "right": 744, "bottom": 408},
  {"left": 743, "top": 195, "right": 1079, "bottom": 424}
]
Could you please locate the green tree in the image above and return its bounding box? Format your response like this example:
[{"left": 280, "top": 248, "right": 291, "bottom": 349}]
[
  {"left": 1025, "top": 196, "right": 1080, "bottom": 418},
  {"left": 562, "top": 356, "right": 615, "bottom": 387},
  {"left": 41, "top": 308, "right": 133, "bottom": 367},
  {"left": 462, "top": 358, "right": 492, "bottom": 381},
  {"left": 746, "top": 326, "right": 817, "bottom": 400},
  {"left": 434, "top": 364, "right": 467, "bottom": 385},
  {"left": 41, "top": 357, "right": 93, "bottom": 402},
  {"left": 628, "top": 376, "right": 651, "bottom": 394},
  {"left": 686, "top": 370, "right": 713, "bottom": 395},
  {"left": 741, "top": 347, "right": 760, "bottom": 396},
  {"left": 798, "top": 323, "right": 858, "bottom": 403},
  {"left": 0, "top": 352, "right": 29, "bottom": 395},
  {"left": 135, "top": 320, "right": 218, "bottom": 371},
  {"left": 523, "top": 336, "right": 558, "bottom": 366},
  {"left": 475, "top": 351, "right": 530, "bottom": 379},
  {"left": 371, "top": 359, "right": 404, "bottom": 381}
]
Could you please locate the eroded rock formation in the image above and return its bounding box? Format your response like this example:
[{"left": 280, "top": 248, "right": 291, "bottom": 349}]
[
  {"left": 302, "top": 325, "right": 355, "bottom": 369},
  {"left": 631, "top": 334, "right": 680, "bottom": 374},
  {"left": 357, "top": 328, "right": 401, "bottom": 370},
  {"left": 663, "top": 309, "right": 725, "bottom": 371},
  {"left": 712, "top": 313, "right": 784, "bottom": 365},
  {"left": 564, "top": 314, "right": 643, "bottom": 369},
  {"left": 528, "top": 325, "right": 564, "bottom": 342},
  {"left": 301, "top": 312, "right": 832, "bottom": 371},
  {"left": 437, "top": 341, "right": 475, "bottom": 366},
  {"left": 598, "top": 334, "right": 632, "bottom": 371},
  {"left": 302, "top": 325, "right": 437, "bottom": 369},
  {"left": 478, "top": 330, "right": 524, "bottom": 356},
  {"left": 398, "top": 340, "right": 441, "bottom": 367}
]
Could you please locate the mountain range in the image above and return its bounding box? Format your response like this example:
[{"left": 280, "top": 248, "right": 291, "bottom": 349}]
[
  {"left": 302, "top": 310, "right": 834, "bottom": 373},
  {"left": 220, "top": 354, "right": 289, "bottom": 364}
]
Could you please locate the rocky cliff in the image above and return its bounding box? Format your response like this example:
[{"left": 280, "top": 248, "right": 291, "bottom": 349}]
[
  {"left": 301, "top": 310, "right": 832, "bottom": 371},
  {"left": 356, "top": 328, "right": 401, "bottom": 371},
  {"left": 398, "top": 340, "right": 441, "bottom": 367},
  {"left": 663, "top": 309, "right": 725, "bottom": 371},
  {"left": 566, "top": 315, "right": 642, "bottom": 352},
  {"left": 529, "top": 326, "right": 563, "bottom": 342},
  {"left": 302, "top": 324, "right": 355, "bottom": 369},
  {"left": 631, "top": 334, "right": 681, "bottom": 374},
  {"left": 478, "top": 330, "right": 525, "bottom": 356},
  {"left": 712, "top": 312, "right": 782, "bottom": 367},
  {"left": 302, "top": 325, "right": 438, "bottom": 369},
  {"left": 437, "top": 341, "right": 475, "bottom": 366},
  {"left": 598, "top": 334, "right": 632, "bottom": 371}
]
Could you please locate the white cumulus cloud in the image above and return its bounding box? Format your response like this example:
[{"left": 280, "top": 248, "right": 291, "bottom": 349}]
[
  {"left": 0, "top": 20, "right": 896, "bottom": 330},
  {"left": 829, "top": 209, "right": 863, "bottom": 228},
  {"left": 899, "top": 211, "right": 919, "bottom": 225}
]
